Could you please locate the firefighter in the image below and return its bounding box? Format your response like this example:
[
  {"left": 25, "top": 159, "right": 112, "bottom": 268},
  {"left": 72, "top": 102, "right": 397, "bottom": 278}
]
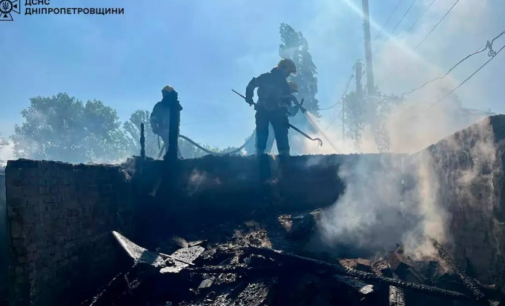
[
  {"left": 150, "top": 86, "right": 183, "bottom": 161},
  {"left": 285, "top": 81, "right": 301, "bottom": 117},
  {"left": 245, "top": 59, "right": 297, "bottom": 156},
  {"left": 262, "top": 80, "right": 301, "bottom": 153}
]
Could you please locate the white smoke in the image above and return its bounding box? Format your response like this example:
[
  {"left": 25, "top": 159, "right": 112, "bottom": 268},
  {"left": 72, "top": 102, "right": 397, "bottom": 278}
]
[
  {"left": 311, "top": 0, "right": 501, "bottom": 257},
  {"left": 316, "top": 111, "right": 500, "bottom": 259},
  {"left": 401, "top": 150, "right": 447, "bottom": 257},
  {"left": 0, "top": 139, "right": 14, "bottom": 167}
]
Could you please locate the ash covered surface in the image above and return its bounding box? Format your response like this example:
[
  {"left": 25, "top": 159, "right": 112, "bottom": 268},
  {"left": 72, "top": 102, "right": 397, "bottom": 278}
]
[{"left": 82, "top": 208, "right": 501, "bottom": 306}]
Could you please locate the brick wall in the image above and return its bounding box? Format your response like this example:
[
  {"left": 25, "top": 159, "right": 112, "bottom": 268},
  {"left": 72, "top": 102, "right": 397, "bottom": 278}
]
[{"left": 5, "top": 160, "right": 133, "bottom": 306}]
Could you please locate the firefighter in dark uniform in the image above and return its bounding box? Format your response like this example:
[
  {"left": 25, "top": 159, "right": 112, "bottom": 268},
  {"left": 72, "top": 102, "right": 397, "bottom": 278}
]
[
  {"left": 285, "top": 80, "right": 301, "bottom": 117},
  {"left": 264, "top": 80, "right": 301, "bottom": 153},
  {"left": 245, "top": 59, "right": 297, "bottom": 156},
  {"left": 150, "top": 86, "right": 183, "bottom": 161}
]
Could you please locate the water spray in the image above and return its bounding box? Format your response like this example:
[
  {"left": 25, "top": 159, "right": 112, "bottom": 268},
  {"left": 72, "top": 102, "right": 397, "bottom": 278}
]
[
  {"left": 304, "top": 111, "right": 341, "bottom": 154},
  {"left": 288, "top": 95, "right": 340, "bottom": 153}
]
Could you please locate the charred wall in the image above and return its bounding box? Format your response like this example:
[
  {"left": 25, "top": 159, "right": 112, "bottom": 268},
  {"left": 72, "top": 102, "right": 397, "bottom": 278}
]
[
  {"left": 134, "top": 154, "right": 357, "bottom": 244},
  {"left": 413, "top": 115, "right": 505, "bottom": 284},
  {"left": 3, "top": 154, "right": 355, "bottom": 305},
  {"left": 5, "top": 115, "right": 505, "bottom": 305},
  {"left": 5, "top": 160, "right": 134, "bottom": 306}
]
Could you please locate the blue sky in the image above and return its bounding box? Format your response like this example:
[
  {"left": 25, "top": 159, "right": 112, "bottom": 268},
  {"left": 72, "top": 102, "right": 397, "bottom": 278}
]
[{"left": 0, "top": 0, "right": 503, "bottom": 148}]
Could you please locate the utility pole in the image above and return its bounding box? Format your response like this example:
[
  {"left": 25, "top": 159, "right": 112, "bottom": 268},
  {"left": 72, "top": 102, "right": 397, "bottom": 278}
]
[
  {"left": 343, "top": 61, "right": 363, "bottom": 143},
  {"left": 355, "top": 60, "right": 363, "bottom": 98},
  {"left": 362, "top": 0, "right": 375, "bottom": 95}
]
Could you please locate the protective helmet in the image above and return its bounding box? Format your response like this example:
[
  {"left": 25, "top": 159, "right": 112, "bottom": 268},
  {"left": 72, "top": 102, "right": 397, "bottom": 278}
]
[
  {"left": 288, "top": 81, "right": 299, "bottom": 93},
  {"left": 162, "top": 85, "right": 176, "bottom": 93},
  {"left": 277, "top": 59, "right": 297, "bottom": 75}
]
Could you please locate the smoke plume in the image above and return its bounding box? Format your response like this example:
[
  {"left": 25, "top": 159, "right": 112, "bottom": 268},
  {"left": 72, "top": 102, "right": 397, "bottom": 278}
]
[
  {"left": 309, "top": 0, "right": 499, "bottom": 257},
  {"left": 314, "top": 101, "right": 500, "bottom": 260},
  {"left": 0, "top": 139, "right": 14, "bottom": 168}
]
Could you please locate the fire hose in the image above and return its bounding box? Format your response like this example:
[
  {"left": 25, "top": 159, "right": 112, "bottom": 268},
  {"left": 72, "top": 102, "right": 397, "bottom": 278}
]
[
  {"left": 232, "top": 89, "right": 323, "bottom": 147},
  {"left": 156, "top": 89, "right": 323, "bottom": 159},
  {"left": 180, "top": 134, "right": 252, "bottom": 155},
  {"left": 157, "top": 135, "right": 254, "bottom": 159}
]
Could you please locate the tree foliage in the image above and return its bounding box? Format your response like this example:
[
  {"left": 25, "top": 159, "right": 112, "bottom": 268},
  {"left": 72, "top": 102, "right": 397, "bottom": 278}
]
[
  {"left": 123, "top": 110, "right": 159, "bottom": 158},
  {"left": 0, "top": 133, "right": 8, "bottom": 166},
  {"left": 342, "top": 92, "right": 366, "bottom": 150},
  {"left": 279, "top": 23, "right": 319, "bottom": 117},
  {"left": 179, "top": 140, "right": 235, "bottom": 159},
  {"left": 343, "top": 90, "right": 402, "bottom": 152},
  {"left": 10, "top": 93, "right": 240, "bottom": 163},
  {"left": 11, "top": 93, "right": 127, "bottom": 163},
  {"left": 0, "top": 134, "right": 7, "bottom": 152},
  {"left": 124, "top": 109, "right": 236, "bottom": 159}
]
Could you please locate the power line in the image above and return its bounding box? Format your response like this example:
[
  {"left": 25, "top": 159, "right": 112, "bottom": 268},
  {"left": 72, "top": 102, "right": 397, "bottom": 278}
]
[
  {"left": 429, "top": 43, "right": 504, "bottom": 108},
  {"left": 391, "top": 0, "right": 417, "bottom": 36},
  {"left": 320, "top": 65, "right": 356, "bottom": 131},
  {"left": 379, "top": 0, "right": 461, "bottom": 85},
  {"left": 407, "top": 0, "right": 436, "bottom": 32},
  {"left": 324, "top": 61, "right": 369, "bottom": 130},
  {"left": 373, "top": 0, "right": 403, "bottom": 44},
  {"left": 325, "top": 108, "right": 343, "bottom": 130},
  {"left": 374, "top": 0, "right": 417, "bottom": 57},
  {"left": 490, "top": 31, "right": 505, "bottom": 49},
  {"left": 413, "top": 0, "right": 460, "bottom": 51},
  {"left": 401, "top": 47, "right": 486, "bottom": 96},
  {"left": 319, "top": 68, "right": 355, "bottom": 111},
  {"left": 401, "top": 30, "right": 505, "bottom": 96}
]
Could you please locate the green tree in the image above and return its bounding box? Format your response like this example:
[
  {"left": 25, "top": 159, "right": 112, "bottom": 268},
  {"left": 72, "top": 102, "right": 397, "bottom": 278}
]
[
  {"left": 279, "top": 23, "right": 319, "bottom": 117},
  {"left": 11, "top": 93, "right": 128, "bottom": 163},
  {"left": 124, "top": 109, "right": 237, "bottom": 159},
  {"left": 123, "top": 110, "right": 160, "bottom": 158},
  {"left": 178, "top": 139, "right": 223, "bottom": 159},
  {"left": 342, "top": 92, "right": 366, "bottom": 150},
  {"left": 342, "top": 90, "right": 401, "bottom": 152},
  {"left": 0, "top": 133, "right": 7, "bottom": 152},
  {"left": 0, "top": 133, "right": 8, "bottom": 165}
]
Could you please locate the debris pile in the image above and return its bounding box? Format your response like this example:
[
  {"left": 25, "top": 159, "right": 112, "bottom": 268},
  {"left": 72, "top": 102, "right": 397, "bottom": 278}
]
[{"left": 82, "top": 211, "right": 502, "bottom": 306}]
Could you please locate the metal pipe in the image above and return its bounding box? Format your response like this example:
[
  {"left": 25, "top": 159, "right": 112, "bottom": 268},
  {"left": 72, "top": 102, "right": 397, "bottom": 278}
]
[{"left": 140, "top": 123, "right": 146, "bottom": 160}]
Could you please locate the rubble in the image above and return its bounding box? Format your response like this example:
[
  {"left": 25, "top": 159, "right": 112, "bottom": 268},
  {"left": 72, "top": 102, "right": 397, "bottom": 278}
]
[
  {"left": 333, "top": 275, "right": 374, "bottom": 295},
  {"left": 387, "top": 246, "right": 427, "bottom": 284},
  {"left": 389, "top": 273, "right": 406, "bottom": 306},
  {"left": 244, "top": 246, "right": 469, "bottom": 300},
  {"left": 80, "top": 211, "right": 502, "bottom": 306}
]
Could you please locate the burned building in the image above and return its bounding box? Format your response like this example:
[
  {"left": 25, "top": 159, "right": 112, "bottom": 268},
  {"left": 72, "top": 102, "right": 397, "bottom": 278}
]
[{"left": 3, "top": 115, "right": 505, "bottom": 305}]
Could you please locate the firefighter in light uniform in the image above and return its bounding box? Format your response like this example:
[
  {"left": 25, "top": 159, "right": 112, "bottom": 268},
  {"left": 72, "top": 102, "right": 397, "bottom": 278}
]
[
  {"left": 150, "top": 86, "right": 183, "bottom": 161},
  {"left": 245, "top": 59, "right": 297, "bottom": 156}
]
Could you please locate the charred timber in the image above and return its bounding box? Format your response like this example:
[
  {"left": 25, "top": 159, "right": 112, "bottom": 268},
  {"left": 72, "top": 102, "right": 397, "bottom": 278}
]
[
  {"left": 185, "top": 264, "right": 291, "bottom": 276},
  {"left": 389, "top": 273, "right": 406, "bottom": 306},
  {"left": 429, "top": 238, "right": 486, "bottom": 301},
  {"left": 334, "top": 275, "right": 374, "bottom": 295},
  {"left": 243, "top": 246, "right": 469, "bottom": 300}
]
